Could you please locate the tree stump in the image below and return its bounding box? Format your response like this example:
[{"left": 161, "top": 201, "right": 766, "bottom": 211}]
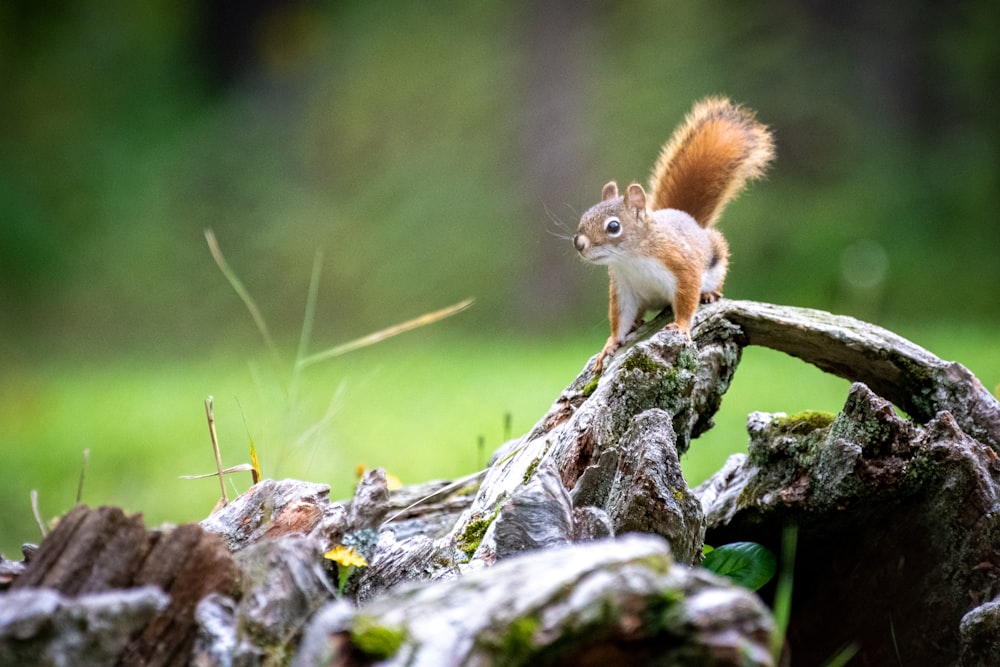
[{"left": 2, "top": 299, "right": 998, "bottom": 666}]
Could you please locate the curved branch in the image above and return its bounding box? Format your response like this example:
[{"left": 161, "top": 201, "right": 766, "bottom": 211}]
[{"left": 691, "top": 300, "right": 1000, "bottom": 450}]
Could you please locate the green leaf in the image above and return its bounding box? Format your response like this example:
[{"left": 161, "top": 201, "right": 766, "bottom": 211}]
[{"left": 703, "top": 541, "right": 776, "bottom": 591}]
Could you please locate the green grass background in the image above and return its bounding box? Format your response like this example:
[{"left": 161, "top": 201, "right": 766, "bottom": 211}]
[{"left": 3, "top": 324, "right": 996, "bottom": 559}]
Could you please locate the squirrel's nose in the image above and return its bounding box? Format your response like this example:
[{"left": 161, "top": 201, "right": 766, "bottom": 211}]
[{"left": 573, "top": 234, "right": 589, "bottom": 253}]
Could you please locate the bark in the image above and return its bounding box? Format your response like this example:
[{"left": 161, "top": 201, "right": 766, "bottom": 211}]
[{"left": 4, "top": 504, "right": 234, "bottom": 666}]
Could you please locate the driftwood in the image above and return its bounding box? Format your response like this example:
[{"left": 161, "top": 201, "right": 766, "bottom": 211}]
[{"left": 2, "top": 299, "right": 999, "bottom": 666}]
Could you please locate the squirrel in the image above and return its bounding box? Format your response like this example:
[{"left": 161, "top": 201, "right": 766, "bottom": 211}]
[{"left": 573, "top": 97, "right": 775, "bottom": 373}]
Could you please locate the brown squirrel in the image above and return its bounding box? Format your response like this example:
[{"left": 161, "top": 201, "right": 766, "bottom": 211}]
[{"left": 573, "top": 97, "right": 775, "bottom": 373}]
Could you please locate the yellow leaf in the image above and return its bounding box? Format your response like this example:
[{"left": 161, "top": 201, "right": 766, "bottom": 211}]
[
  {"left": 324, "top": 545, "right": 369, "bottom": 568},
  {"left": 249, "top": 438, "right": 261, "bottom": 484}
]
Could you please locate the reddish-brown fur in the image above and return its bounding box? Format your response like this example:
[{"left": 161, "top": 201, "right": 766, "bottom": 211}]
[
  {"left": 574, "top": 98, "right": 775, "bottom": 373},
  {"left": 649, "top": 97, "right": 774, "bottom": 228}
]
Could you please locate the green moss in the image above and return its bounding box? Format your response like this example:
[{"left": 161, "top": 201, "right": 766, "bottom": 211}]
[
  {"left": 897, "top": 452, "right": 941, "bottom": 496},
  {"left": 522, "top": 456, "right": 542, "bottom": 484},
  {"left": 350, "top": 615, "right": 406, "bottom": 659},
  {"left": 457, "top": 517, "right": 490, "bottom": 557},
  {"left": 888, "top": 351, "right": 937, "bottom": 418},
  {"left": 490, "top": 616, "right": 540, "bottom": 665},
  {"left": 644, "top": 587, "right": 686, "bottom": 632},
  {"left": 772, "top": 410, "right": 836, "bottom": 434},
  {"left": 448, "top": 479, "right": 482, "bottom": 499},
  {"left": 456, "top": 506, "right": 502, "bottom": 558},
  {"left": 746, "top": 410, "right": 835, "bottom": 468},
  {"left": 262, "top": 645, "right": 290, "bottom": 665},
  {"left": 621, "top": 350, "right": 661, "bottom": 374},
  {"left": 735, "top": 477, "right": 764, "bottom": 510},
  {"left": 581, "top": 376, "right": 600, "bottom": 397},
  {"left": 635, "top": 552, "right": 673, "bottom": 575}
]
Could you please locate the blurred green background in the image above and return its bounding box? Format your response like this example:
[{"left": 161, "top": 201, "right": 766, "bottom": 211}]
[{"left": 2, "top": 1, "right": 998, "bottom": 558}]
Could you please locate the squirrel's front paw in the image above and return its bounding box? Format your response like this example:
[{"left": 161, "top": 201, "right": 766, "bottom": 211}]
[
  {"left": 593, "top": 337, "right": 621, "bottom": 374},
  {"left": 665, "top": 321, "right": 693, "bottom": 340},
  {"left": 593, "top": 353, "right": 607, "bottom": 375}
]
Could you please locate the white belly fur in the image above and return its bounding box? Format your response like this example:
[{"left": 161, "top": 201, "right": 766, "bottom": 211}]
[
  {"left": 611, "top": 257, "right": 677, "bottom": 341},
  {"left": 611, "top": 255, "right": 719, "bottom": 341},
  {"left": 613, "top": 255, "right": 679, "bottom": 311}
]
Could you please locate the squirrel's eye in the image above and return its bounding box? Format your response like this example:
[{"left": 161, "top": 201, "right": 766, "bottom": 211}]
[{"left": 605, "top": 217, "right": 622, "bottom": 237}]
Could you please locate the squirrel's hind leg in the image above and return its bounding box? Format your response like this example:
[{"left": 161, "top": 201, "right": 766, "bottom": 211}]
[{"left": 700, "top": 290, "right": 723, "bottom": 304}]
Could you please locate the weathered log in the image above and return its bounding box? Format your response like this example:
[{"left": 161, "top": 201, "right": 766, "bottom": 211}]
[
  {"left": 3, "top": 505, "right": 235, "bottom": 666},
  {"left": 3, "top": 299, "right": 998, "bottom": 666},
  {"left": 295, "top": 534, "right": 774, "bottom": 667},
  {"left": 190, "top": 299, "right": 1000, "bottom": 664},
  {"left": 348, "top": 474, "right": 473, "bottom": 603},
  {"left": 587, "top": 409, "right": 704, "bottom": 561},
  {"left": 120, "top": 523, "right": 238, "bottom": 666},
  {"left": 12, "top": 505, "right": 151, "bottom": 593},
  {"left": 373, "top": 477, "right": 475, "bottom": 542},
  {"left": 199, "top": 478, "right": 337, "bottom": 552},
  {"left": 452, "top": 324, "right": 718, "bottom": 569},
  {"left": 695, "top": 300, "right": 1000, "bottom": 450},
  {"left": 960, "top": 597, "right": 1000, "bottom": 666},
  {"left": 448, "top": 297, "right": 1000, "bottom": 571},
  {"left": 0, "top": 587, "right": 168, "bottom": 666},
  {"left": 696, "top": 382, "right": 1000, "bottom": 665},
  {"left": 0, "top": 551, "right": 27, "bottom": 589}
]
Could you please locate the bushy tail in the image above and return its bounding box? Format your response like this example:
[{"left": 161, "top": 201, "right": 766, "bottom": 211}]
[{"left": 648, "top": 97, "right": 775, "bottom": 227}]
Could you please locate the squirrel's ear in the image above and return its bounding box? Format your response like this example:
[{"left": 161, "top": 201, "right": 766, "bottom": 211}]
[
  {"left": 625, "top": 183, "right": 647, "bottom": 215},
  {"left": 601, "top": 181, "right": 619, "bottom": 201}
]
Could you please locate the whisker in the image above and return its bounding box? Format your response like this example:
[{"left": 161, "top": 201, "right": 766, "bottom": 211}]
[
  {"left": 542, "top": 201, "right": 582, "bottom": 243},
  {"left": 541, "top": 205, "right": 572, "bottom": 242},
  {"left": 542, "top": 202, "right": 571, "bottom": 232},
  {"left": 545, "top": 227, "right": 574, "bottom": 241}
]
